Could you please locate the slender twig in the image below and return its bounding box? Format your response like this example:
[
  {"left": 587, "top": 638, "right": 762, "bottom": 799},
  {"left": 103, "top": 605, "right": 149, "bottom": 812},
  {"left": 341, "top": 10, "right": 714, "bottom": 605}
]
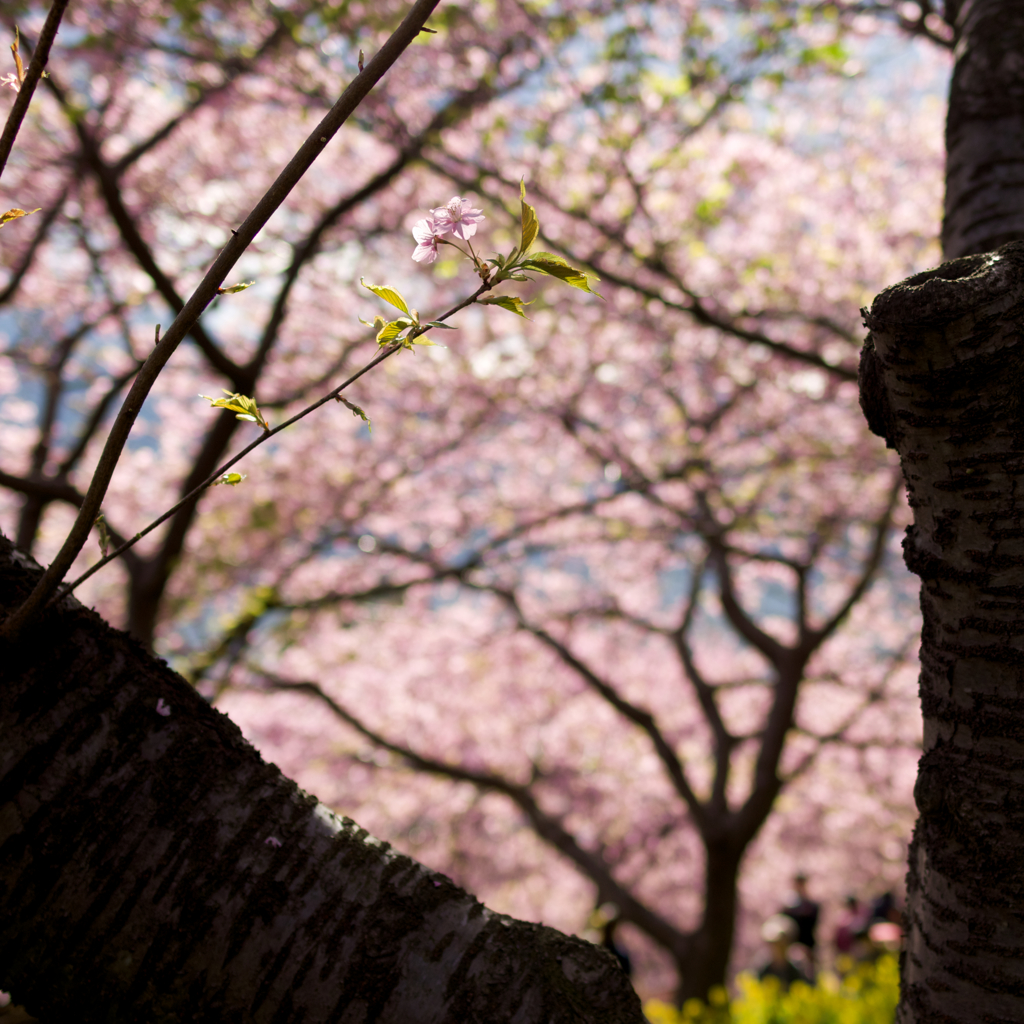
[
  {"left": 0, "top": 0, "right": 443, "bottom": 642},
  {"left": 707, "top": 536, "right": 789, "bottom": 668},
  {"left": 0, "top": 0, "right": 69, "bottom": 182},
  {"left": 58, "top": 282, "right": 491, "bottom": 598},
  {"left": 247, "top": 74, "right": 508, "bottom": 382}
]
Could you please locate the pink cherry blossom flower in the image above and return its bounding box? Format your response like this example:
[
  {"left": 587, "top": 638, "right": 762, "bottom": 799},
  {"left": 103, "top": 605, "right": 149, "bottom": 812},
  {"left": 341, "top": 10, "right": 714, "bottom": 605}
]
[
  {"left": 432, "top": 196, "right": 484, "bottom": 241},
  {"left": 411, "top": 218, "right": 444, "bottom": 263},
  {"left": 1, "top": 73, "right": 20, "bottom": 93}
]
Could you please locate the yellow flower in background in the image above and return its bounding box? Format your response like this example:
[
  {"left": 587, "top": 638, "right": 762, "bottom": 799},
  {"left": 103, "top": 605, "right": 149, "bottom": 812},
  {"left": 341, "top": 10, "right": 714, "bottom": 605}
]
[{"left": 643, "top": 956, "right": 899, "bottom": 1024}]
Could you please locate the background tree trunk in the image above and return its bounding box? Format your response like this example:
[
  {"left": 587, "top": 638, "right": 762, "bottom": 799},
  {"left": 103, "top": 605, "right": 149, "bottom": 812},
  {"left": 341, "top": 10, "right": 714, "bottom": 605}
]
[
  {"left": 0, "top": 533, "right": 643, "bottom": 1024},
  {"left": 860, "top": 242, "right": 1024, "bottom": 1024},
  {"left": 676, "top": 841, "right": 743, "bottom": 1004}
]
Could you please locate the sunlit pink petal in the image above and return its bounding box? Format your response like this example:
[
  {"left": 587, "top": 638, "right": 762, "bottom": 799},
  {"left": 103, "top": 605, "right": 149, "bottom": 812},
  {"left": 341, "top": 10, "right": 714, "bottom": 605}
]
[
  {"left": 432, "top": 196, "right": 485, "bottom": 241},
  {"left": 411, "top": 217, "right": 441, "bottom": 263}
]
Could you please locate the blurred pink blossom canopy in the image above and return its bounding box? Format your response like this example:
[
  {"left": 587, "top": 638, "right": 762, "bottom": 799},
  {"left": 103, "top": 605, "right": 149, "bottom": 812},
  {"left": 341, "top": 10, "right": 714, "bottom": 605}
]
[{"left": 0, "top": 0, "right": 953, "bottom": 1003}]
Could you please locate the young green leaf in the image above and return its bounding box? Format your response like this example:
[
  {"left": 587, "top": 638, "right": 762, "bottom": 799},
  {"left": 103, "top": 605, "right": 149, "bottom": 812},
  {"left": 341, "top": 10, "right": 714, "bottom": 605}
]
[
  {"left": 360, "top": 278, "right": 411, "bottom": 315},
  {"left": 375, "top": 318, "right": 413, "bottom": 346},
  {"left": 0, "top": 207, "right": 41, "bottom": 228},
  {"left": 213, "top": 472, "right": 247, "bottom": 486},
  {"left": 480, "top": 295, "right": 533, "bottom": 319},
  {"left": 520, "top": 180, "right": 539, "bottom": 253},
  {"left": 522, "top": 252, "right": 602, "bottom": 296},
  {"left": 217, "top": 280, "right": 255, "bottom": 294},
  {"left": 199, "top": 390, "right": 270, "bottom": 430},
  {"left": 94, "top": 514, "right": 111, "bottom": 559},
  {"left": 524, "top": 251, "right": 571, "bottom": 266},
  {"left": 336, "top": 396, "right": 371, "bottom": 431},
  {"left": 423, "top": 321, "right": 458, "bottom": 329}
]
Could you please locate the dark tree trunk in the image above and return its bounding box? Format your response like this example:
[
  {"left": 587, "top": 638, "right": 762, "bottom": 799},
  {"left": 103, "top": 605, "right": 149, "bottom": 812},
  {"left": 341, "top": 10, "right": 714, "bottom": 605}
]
[
  {"left": 860, "top": 242, "right": 1024, "bottom": 1023},
  {"left": 0, "top": 533, "right": 643, "bottom": 1024},
  {"left": 677, "top": 841, "right": 743, "bottom": 1005},
  {"left": 942, "top": 0, "right": 1024, "bottom": 260}
]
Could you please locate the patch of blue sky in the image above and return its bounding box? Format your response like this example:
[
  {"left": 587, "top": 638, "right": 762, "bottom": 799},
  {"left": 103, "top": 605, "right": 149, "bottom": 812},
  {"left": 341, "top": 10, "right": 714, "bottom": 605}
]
[
  {"left": 657, "top": 564, "right": 691, "bottom": 610},
  {"left": 446, "top": 525, "right": 494, "bottom": 569},
  {"left": 427, "top": 580, "right": 463, "bottom": 612},
  {"left": 748, "top": 24, "right": 950, "bottom": 157},
  {"left": 0, "top": 349, "right": 45, "bottom": 428},
  {"left": 554, "top": 553, "right": 592, "bottom": 582},
  {"left": 756, "top": 577, "right": 797, "bottom": 621},
  {"left": 0, "top": 299, "right": 171, "bottom": 456}
]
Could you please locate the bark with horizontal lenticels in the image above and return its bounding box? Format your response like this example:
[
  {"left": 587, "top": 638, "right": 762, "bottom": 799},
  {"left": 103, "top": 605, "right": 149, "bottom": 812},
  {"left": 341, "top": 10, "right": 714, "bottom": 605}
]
[
  {"left": 0, "top": 532, "right": 643, "bottom": 1024},
  {"left": 860, "top": 242, "right": 1024, "bottom": 1024},
  {"left": 942, "top": 0, "right": 1024, "bottom": 260}
]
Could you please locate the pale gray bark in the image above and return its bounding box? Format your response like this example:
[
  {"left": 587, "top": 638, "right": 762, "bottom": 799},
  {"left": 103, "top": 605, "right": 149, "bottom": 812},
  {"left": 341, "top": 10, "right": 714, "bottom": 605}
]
[
  {"left": 942, "top": 0, "right": 1024, "bottom": 260},
  {"left": 860, "top": 242, "right": 1024, "bottom": 1024},
  {"left": 0, "top": 533, "right": 642, "bottom": 1024}
]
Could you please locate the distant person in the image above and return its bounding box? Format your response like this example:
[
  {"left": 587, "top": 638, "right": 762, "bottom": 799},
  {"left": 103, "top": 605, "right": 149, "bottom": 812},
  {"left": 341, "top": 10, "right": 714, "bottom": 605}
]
[
  {"left": 757, "top": 914, "right": 811, "bottom": 990},
  {"left": 782, "top": 872, "right": 820, "bottom": 970},
  {"left": 834, "top": 895, "right": 868, "bottom": 955},
  {"left": 870, "top": 890, "right": 900, "bottom": 925}
]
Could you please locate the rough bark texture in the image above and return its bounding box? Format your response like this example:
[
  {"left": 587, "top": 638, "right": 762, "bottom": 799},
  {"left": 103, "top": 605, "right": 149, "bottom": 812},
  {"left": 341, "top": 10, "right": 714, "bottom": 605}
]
[
  {"left": 942, "top": 0, "right": 1024, "bottom": 260},
  {"left": 0, "top": 534, "right": 643, "bottom": 1024},
  {"left": 860, "top": 241, "right": 1024, "bottom": 1024}
]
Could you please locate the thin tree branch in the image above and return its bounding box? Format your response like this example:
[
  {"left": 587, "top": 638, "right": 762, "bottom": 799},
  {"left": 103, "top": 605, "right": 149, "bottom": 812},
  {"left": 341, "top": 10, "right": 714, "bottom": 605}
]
[
  {"left": 0, "top": 467, "right": 141, "bottom": 572},
  {"left": 62, "top": 109, "right": 242, "bottom": 382},
  {"left": 706, "top": 537, "right": 789, "bottom": 668},
  {"left": 55, "top": 279, "right": 491, "bottom": 601},
  {"left": 483, "top": 585, "right": 707, "bottom": 827},
  {"left": 783, "top": 633, "right": 919, "bottom": 783},
  {"left": 0, "top": 0, "right": 445, "bottom": 642},
  {"left": 247, "top": 74, "right": 506, "bottom": 381},
  {"left": 55, "top": 362, "right": 143, "bottom": 475},
  {"left": 670, "top": 561, "right": 737, "bottom": 818},
  {"left": 808, "top": 469, "right": 903, "bottom": 644},
  {"left": 118, "top": 74, "right": 511, "bottom": 623},
  {"left": 0, "top": 468, "right": 79, "bottom": 504},
  {"left": 0, "top": 0, "right": 69, "bottom": 182}
]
